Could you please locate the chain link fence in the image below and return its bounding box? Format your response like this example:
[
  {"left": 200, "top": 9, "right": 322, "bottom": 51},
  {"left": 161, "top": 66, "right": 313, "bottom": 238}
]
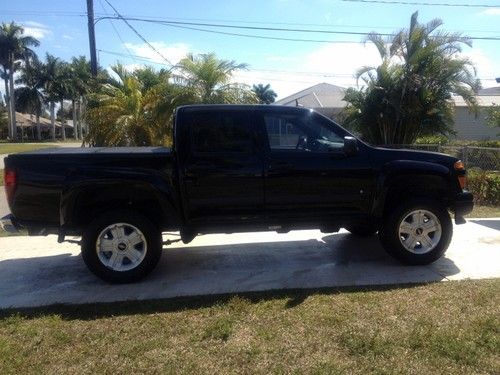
[{"left": 381, "top": 144, "right": 500, "bottom": 172}]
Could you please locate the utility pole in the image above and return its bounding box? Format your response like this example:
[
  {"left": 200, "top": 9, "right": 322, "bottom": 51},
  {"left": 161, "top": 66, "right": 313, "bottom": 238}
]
[{"left": 86, "top": 0, "right": 98, "bottom": 76}]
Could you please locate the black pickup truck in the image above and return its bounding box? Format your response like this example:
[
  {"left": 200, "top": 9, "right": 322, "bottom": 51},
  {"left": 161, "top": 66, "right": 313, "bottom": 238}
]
[{"left": 2, "top": 105, "right": 473, "bottom": 282}]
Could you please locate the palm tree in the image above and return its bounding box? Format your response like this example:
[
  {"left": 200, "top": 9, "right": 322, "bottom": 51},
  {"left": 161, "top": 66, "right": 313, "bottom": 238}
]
[
  {"left": 55, "top": 61, "right": 75, "bottom": 141},
  {"left": 15, "top": 56, "right": 46, "bottom": 140},
  {"left": 86, "top": 55, "right": 258, "bottom": 146},
  {"left": 69, "top": 56, "right": 92, "bottom": 140},
  {"left": 0, "top": 102, "right": 8, "bottom": 139},
  {"left": 252, "top": 83, "right": 277, "bottom": 104},
  {"left": 342, "top": 12, "right": 480, "bottom": 145},
  {"left": 42, "top": 54, "right": 63, "bottom": 141},
  {"left": 86, "top": 64, "right": 149, "bottom": 146},
  {"left": 0, "top": 22, "right": 40, "bottom": 140},
  {"left": 177, "top": 53, "right": 257, "bottom": 104}
]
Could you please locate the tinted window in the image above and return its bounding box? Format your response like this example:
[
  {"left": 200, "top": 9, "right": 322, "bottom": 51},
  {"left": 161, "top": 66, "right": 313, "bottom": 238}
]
[
  {"left": 264, "top": 112, "right": 344, "bottom": 152},
  {"left": 188, "top": 111, "right": 255, "bottom": 153}
]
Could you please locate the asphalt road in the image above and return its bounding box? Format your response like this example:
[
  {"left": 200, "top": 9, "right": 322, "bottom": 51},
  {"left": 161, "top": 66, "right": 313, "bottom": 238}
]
[{"left": 0, "top": 219, "right": 498, "bottom": 309}]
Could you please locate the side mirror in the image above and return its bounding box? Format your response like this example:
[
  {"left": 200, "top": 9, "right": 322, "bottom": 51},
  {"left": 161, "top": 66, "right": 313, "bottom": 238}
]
[{"left": 343, "top": 136, "right": 359, "bottom": 156}]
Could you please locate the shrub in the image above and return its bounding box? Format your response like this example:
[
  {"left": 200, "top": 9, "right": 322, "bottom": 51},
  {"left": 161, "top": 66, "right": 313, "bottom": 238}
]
[
  {"left": 415, "top": 135, "right": 450, "bottom": 145},
  {"left": 467, "top": 171, "right": 500, "bottom": 206}
]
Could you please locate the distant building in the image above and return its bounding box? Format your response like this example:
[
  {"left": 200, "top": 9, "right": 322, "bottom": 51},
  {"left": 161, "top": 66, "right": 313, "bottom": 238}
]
[
  {"left": 276, "top": 83, "right": 499, "bottom": 141},
  {"left": 14, "top": 112, "right": 73, "bottom": 140},
  {"left": 275, "top": 83, "right": 346, "bottom": 121},
  {"left": 451, "top": 89, "right": 498, "bottom": 141}
]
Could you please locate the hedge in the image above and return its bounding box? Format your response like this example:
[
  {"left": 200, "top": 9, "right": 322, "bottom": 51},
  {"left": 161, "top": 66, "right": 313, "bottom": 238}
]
[{"left": 467, "top": 171, "right": 500, "bottom": 206}]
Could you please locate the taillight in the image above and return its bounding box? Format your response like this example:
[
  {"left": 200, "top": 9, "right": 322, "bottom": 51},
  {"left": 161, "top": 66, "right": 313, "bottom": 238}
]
[
  {"left": 454, "top": 160, "right": 466, "bottom": 189},
  {"left": 4, "top": 168, "right": 17, "bottom": 204}
]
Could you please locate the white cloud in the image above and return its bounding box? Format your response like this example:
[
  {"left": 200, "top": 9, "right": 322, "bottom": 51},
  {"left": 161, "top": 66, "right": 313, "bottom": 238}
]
[
  {"left": 123, "top": 42, "right": 190, "bottom": 66},
  {"left": 479, "top": 8, "right": 500, "bottom": 16},
  {"left": 234, "top": 42, "right": 498, "bottom": 100},
  {"left": 62, "top": 34, "right": 74, "bottom": 40},
  {"left": 462, "top": 48, "right": 500, "bottom": 88},
  {"left": 233, "top": 42, "right": 382, "bottom": 99},
  {"left": 22, "top": 21, "right": 51, "bottom": 40}
]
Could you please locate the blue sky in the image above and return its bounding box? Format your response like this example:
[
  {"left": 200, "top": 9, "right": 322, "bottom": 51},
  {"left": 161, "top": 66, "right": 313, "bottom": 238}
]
[{"left": 1, "top": 0, "right": 499, "bottom": 99}]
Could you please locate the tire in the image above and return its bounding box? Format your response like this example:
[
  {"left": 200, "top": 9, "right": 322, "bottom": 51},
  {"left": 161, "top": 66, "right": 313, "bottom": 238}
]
[
  {"left": 378, "top": 199, "right": 452, "bottom": 265},
  {"left": 345, "top": 224, "right": 377, "bottom": 237},
  {"left": 81, "top": 211, "right": 162, "bottom": 283}
]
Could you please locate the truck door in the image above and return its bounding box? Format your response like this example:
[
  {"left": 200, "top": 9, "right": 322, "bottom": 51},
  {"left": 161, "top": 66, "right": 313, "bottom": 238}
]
[
  {"left": 259, "top": 109, "right": 374, "bottom": 221},
  {"left": 180, "top": 109, "right": 265, "bottom": 225}
]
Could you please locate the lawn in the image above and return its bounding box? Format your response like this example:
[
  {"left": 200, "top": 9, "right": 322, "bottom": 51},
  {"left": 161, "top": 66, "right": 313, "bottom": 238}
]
[
  {"left": 0, "top": 143, "right": 59, "bottom": 155},
  {"left": 0, "top": 279, "right": 498, "bottom": 374},
  {"left": 466, "top": 205, "right": 500, "bottom": 218}
]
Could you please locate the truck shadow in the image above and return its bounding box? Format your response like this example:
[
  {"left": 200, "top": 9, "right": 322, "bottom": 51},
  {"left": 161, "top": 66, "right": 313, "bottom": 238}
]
[
  {"left": 469, "top": 219, "right": 500, "bottom": 231},
  {"left": 0, "top": 231, "right": 461, "bottom": 318}
]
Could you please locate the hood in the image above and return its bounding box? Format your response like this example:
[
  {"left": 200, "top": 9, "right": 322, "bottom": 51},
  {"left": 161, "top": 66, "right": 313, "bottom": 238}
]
[{"left": 372, "top": 146, "right": 458, "bottom": 169}]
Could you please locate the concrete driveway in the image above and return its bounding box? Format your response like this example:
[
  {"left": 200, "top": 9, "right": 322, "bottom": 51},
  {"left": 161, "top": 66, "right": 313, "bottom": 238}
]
[{"left": 0, "top": 219, "right": 499, "bottom": 309}]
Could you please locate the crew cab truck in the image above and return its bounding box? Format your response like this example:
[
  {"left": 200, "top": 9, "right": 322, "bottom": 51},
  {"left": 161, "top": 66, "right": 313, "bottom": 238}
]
[{"left": 2, "top": 105, "right": 473, "bottom": 283}]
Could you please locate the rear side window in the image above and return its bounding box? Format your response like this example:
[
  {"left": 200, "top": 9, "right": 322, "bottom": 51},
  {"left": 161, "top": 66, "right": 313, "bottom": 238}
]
[{"left": 187, "top": 111, "right": 255, "bottom": 153}]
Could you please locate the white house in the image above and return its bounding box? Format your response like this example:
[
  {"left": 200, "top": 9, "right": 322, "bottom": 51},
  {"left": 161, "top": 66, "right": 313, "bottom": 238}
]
[{"left": 276, "top": 83, "right": 499, "bottom": 141}]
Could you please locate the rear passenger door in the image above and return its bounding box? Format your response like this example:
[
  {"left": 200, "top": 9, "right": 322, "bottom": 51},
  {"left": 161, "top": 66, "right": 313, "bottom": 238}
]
[{"left": 180, "top": 109, "right": 265, "bottom": 225}]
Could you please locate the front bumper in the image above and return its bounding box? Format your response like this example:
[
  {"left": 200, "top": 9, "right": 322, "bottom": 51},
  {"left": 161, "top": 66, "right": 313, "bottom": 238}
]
[
  {"left": 0, "top": 214, "right": 20, "bottom": 233},
  {"left": 452, "top": 191, "right": 474, "bottom": 218}
]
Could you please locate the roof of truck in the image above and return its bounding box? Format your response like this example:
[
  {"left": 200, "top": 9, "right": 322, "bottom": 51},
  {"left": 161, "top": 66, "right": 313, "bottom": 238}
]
[{"left": 13, "top": 147, "right": 170, "bottom": 156}]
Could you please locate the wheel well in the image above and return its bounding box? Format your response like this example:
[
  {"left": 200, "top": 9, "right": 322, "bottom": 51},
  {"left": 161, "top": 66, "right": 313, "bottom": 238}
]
[
  {"left": 382, "top": 176, "right": 449, "bottom": 216},
  {"left": 79, "top": 200, "right": 166, "bottom": 229}
]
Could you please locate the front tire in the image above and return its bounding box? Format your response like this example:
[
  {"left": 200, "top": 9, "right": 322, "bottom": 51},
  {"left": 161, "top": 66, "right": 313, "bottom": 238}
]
[
  {"left": 81, "top": 211, "right": 162, "bottom": 283},
  {"left": 379, "top": 199, "right": 452, "bottom": 265}
]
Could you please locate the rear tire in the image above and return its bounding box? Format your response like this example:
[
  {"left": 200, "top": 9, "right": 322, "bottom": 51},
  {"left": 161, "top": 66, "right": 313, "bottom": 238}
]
[
  {"left": 379, "top": 199, "right": 452, "bottom": 265},
  {"left": 81, "top": 211, "right": 162, "bottom": 283}
]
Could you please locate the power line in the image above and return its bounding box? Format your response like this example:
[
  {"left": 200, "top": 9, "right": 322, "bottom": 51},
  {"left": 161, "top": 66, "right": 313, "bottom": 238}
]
[
  {"left": 341, "top": 0, "right": 500, "bottom": 7},
  {"left": 157, "top": 23, "right": 364, "bottom": 44},
  {"left": 3, "top": 9, "right": 500, "bottom": 34},
  {"left": 98, "top": 16, "right": 500, "bottom": 42},
  {"left": 101, "top": 0, "right": 174, "bottom": 68},
  {"left": 97, "top": 49, "right": 499, "bottom": 82},
  {"left": 108, "top": 15, "right": 500, "bottom": 35},
  {"left": 97, "top": 0, "right": 138, "bottom": 64}
]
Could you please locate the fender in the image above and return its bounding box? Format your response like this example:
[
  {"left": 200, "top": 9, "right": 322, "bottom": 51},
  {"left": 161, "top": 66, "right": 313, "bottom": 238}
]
[
  {"left": 371, "top": 160, "right": 451, "bottom": 218},
  {"left": 59, "top": 166, "right": 183, "bottom": 231}
]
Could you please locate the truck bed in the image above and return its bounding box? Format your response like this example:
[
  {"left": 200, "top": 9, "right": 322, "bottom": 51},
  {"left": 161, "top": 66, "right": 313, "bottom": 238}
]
[{"left": 5, "top": 147, "right": 173, "bottom": 227}]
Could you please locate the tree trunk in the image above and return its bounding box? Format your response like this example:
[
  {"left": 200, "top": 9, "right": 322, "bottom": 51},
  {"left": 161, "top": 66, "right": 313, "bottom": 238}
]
[
  {"left": 3, "top": 77, "right": 12, "bottom": 140},
  {"left": 50, "top": 101, "right": 56, "bottom": 141},
  {"left": 8, "top": 67, "right": 17, "bottom": 141},
  {"left": 36, "top": 113, "right": 41, "bottom": 141},
  {"left": 60, "top": 100, "right": 66, "bottom": 140},
  {"left": 72, "top": 99, "right": 78, "bottom": 140},
  {"left": 78, "top": 97, "right": 84, "bottom": 141}
]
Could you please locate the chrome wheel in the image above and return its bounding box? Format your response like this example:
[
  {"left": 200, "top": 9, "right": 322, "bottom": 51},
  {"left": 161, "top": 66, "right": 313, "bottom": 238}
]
[
  {"left": 96, "top": 223, "right": 147, "bottom": 272},
  {"left": 398, "top": 209, "right": 442, "bottom": 254}
]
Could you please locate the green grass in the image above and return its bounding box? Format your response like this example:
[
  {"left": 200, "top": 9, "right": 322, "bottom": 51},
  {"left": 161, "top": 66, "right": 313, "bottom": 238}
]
[
  {"left": 0, "top": 279, "right": 498, "bottom": 374},
  {"left": 0, "top": 143, "right": 59, "bottom": 155},
  {"left": 0, "top": 229, "right": 27, "bottom": 237},
  {"left": 466, "top": 205, "right": 500, "bottom": 218}
]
